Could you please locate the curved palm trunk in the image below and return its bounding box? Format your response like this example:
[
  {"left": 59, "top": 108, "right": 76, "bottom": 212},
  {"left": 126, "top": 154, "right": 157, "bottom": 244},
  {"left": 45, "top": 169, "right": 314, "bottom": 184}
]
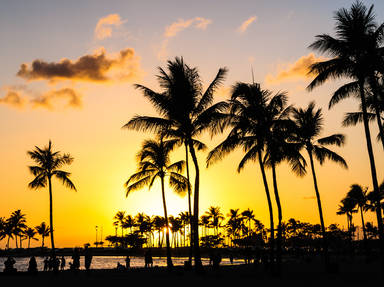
[
  {"left": 257, "top": 150, "right": 275, "bottom": 264},
  {"left": 359, "top": 80, "right": 384, "bottom": 268},
  {"left": 271, "top": 162, "right": 282, "bottom": 276},
  {"left": 188, "top": 141, "right": 203, "bottom": 270},
  {"left": 185, "top": 143, "right": 193, "bottom": 263},
  {"left": 307, "top": 149, "right": 329, "bottom": 268},
  {"left": 368, "top": 76, "right": 384, "bottom": 150},
  {"left": 160, "top": 175, "right": 173, "bottom": 269},
  {"left": 48, "top": 176, "right": 55, "bottom": 255}
]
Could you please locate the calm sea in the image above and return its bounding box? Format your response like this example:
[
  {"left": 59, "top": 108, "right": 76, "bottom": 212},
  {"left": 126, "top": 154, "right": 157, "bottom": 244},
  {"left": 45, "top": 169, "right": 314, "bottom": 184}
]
[{"left": 0, "top": 256, "right": 243, "bottom": 272}]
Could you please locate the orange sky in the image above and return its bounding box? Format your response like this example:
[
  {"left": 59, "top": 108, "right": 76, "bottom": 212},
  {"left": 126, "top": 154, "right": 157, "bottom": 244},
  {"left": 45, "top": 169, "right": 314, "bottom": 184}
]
[{"left": 1, "top": 1, "right": 384, "bottom": 247}]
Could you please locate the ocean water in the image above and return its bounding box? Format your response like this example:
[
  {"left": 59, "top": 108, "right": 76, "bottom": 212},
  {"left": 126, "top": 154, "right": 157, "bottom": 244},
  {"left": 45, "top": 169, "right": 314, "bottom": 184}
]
[{"left": 0, "top": 256, "right": 243, "bottom": 272}]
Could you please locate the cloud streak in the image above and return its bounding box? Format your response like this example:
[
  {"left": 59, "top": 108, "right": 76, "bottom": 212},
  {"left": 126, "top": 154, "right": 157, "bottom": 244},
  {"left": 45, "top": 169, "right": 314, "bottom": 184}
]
[
  {"left": 17, "top": 47, "right": 142, "bottom": 83},
  {"left": 0, "top": 90, "right": 25, "bottom": 109},
  {"left": 265, "top": 53, "right": 325, "bottom": 85},
  {"left": 31, "top": 88, "right": 82, "bottom": 110},
  {"left": 94, "top": 14, "right": 124, "bottom": 40},
  {"left": 158, "top": 17, "right": 212, "bottom": 60},
  {"left": 237, "top": 16, "right": 257, "bottom": 33}
]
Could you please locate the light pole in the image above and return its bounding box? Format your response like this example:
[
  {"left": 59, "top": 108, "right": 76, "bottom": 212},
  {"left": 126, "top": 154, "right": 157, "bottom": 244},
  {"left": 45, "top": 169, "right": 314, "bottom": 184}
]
[{"left": 95, "top": 226, "right": 98, "bottom": 247}]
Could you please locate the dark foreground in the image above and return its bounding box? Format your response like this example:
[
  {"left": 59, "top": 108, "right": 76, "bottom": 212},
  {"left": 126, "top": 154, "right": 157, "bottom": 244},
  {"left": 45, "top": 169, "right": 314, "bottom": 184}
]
[{"left": 1, "top": 259, "right": 383, "bottom": 286}]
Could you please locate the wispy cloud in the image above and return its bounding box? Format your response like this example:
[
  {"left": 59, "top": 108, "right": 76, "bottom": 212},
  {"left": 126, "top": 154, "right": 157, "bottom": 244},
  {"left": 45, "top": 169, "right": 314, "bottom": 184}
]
[
  {"left": 31, "top": 88, "right": 82, "bottom": 110},
  {"left": 17, "top": 47, "right": 142, "bottom": 83},
  {"left": 94, "top": 14, "right": 125, "bottom": 40},
  {"left": 158, "top": 17, "right": 212, "bottom": 60},
  {"left": 265, "top": 53, "right": 325, "bottom": 85},
  {"left": 237, "top": 16, "right": 257, "bottom": 34},
  {"left": 0, "top": 89, "right": 26, "bottom": 109}
]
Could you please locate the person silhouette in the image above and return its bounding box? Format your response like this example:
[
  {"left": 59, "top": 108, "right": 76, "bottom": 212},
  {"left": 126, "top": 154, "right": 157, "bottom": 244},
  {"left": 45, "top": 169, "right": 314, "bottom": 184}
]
[
  {"left": 28, "top": 256, "right": 38, "bottom": 274},
  {"left": 4, "top": 256, "right": 16, "bottom": 273},
  {"left": 60, "top": 256, "right": 66, "bottom": 271},
  {"left": 43, "top": 257, "right": 49, "bottom": 271},
  {"left": 84, "top": 245, "right": 93, "bottom": 272},
  {"left": 125, "top": 256, "right": 130, "bottom": 269}
]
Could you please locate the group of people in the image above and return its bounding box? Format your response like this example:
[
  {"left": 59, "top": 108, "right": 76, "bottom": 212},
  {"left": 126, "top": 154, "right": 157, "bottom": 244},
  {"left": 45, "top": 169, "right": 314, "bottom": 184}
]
[{"left": 3, "top": 247, "right": 94, "bottom": 274}]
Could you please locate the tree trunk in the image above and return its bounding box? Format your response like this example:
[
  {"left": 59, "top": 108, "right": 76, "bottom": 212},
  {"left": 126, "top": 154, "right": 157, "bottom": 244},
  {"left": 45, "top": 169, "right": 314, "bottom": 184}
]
[
  {"left": 185, "top": 143, "right": 193, "bottom": 263},
  {"left": 359, "top": 80, "right": 384, "bottom": 268},
  {"left": 48, "top": 176, "right": 55, "bottom": 255},
  {"left": 188, "top": 140, "right": 202, "bottom": 271},
  {"left": 160, "top": 175, "right": 173, "bottom": 268},
  {"left": 307, "top": 149, "right": 329, "bottom": 268},
  {"left": 368, "top": 75, "right": 384, "bottom": 150},
  {"left": 258, "top": 150, "right": 275, "bottom": 265},
  {"left": 360, "top": 206, "right": 367, "bottom": 242},
  {"left": 271, "top": 162, "right": 282, "bottom": 276}
]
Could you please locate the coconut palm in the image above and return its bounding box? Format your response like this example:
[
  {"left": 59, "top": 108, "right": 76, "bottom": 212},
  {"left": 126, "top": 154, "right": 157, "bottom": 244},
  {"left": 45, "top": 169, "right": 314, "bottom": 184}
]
[
  {"left": 291, "top": 101, "right": 347, "bottom": 263},
  {"left": 207, "top": 82, "right": 277, "bottom": 263},
  {"left": 205, "top": 206, "right": 224, "bottom": 236},
  {"left": 27, "top": 140, "right": 76, "bottom": 253},
  {"left": 125, "top": 137, "right": 189, "bottom": 268},
  {"left": 241, "top": 209, "right": 255, "bottom": 236},
  {"left": 113, "top": 211, "right": 126, "bottom": 237},
  {"left": 7, "top": 210, "right": 27, "bottom": 248},
  {"left": 307, "top": 1, "right": 384, "bottom": 248},
  {"left": 123, "top": 57, "right": 227, "bottom": 269},
  {"left": 337, "top": 197, "right": 358, "bottom": 238},
  {"left": 122, "top": 215, "right": 135, "bottom": 234},
  {"left": 25, "top": 227, "right": 38, "bottom": 249},
  {"left": 35, "top": 222, "right": 50, "bottom": 248},
  {"left": 346, "top": 184, "right": 369, "bottom": 242}
]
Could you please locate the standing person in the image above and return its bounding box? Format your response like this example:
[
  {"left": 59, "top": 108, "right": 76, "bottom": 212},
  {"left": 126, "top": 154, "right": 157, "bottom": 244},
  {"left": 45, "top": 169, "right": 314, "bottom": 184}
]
[
  {"left": 60, "top": 256, "right": 66, "bottom": 271},
  {"left": 84, "top": 245, "right": 93, "bottom": 272},
  {"left": 28, "top": 256, "right": 38, "bottom": 274},
  {"left": 125, "top": 256, "right": 130, "bottom": 269},
  {"left": 72, "top": 248, "right": 80, "bottom": 271},
  {"left": 43, "top": 257, "right": 49, "bottom": 271}
]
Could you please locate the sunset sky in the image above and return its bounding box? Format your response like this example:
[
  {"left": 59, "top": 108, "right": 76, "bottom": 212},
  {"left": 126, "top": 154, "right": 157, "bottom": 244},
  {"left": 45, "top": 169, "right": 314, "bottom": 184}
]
[{"left": 1, "top": 0, "right": 384, "bottom": 248}]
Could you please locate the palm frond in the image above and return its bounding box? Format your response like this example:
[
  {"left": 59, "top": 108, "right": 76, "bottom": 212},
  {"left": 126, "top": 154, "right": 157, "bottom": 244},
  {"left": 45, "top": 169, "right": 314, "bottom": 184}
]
[
  {"left": 317, "top": 134, "right": 346, "bottom": 146},
  {"left": 52, "top": 170, "right": 77, "bottom": 191}
]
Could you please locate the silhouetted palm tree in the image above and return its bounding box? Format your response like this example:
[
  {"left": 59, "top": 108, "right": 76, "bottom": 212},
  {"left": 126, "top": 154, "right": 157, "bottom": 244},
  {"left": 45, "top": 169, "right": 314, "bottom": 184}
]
[
  {"left": 307, "top": 1, "right": 384, "bottom": 251},
  {"left": 7, "top": 210, "right": 27, "bottom": 248},
  {"left": 207, "top": 82, "right": 276, "bottom": 263},
  {"left": 114, "top": 211, "right": 126, "bottom": 237},
  {"left": 337, "top": 197, "right": 358, "bottom": 238},
  {"left": 292, "top": 102, "right": 347, "bottom": 264},
  {"left": 35, "top": 222, "right": 50, "bottom": 248},
  {"left": 27, "top": 140, "right": 76, "bottom": 253},
  {"left": 241, "top": 208, "right": 255, "bottom": 237},
  {"left": 347, "top": 184, "right": 369, "bottom": 242},
  {"left": 205, "top": 206, "right": 224, "bottom": 236},
  {"left": 25, "top": 227, "right": 38, "bottom": 249},
  {"left": 123, "top": 57, "right": 227, "bottom": 269},
  {"left": 125, "top": 137, "right": 189, "bottom": 268}
]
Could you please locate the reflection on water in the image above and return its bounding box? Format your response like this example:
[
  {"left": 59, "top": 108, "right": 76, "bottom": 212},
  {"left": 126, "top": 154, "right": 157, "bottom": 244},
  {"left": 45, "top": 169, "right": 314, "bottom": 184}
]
[{"left": 0, "top": 256, "right": 243, "bottom": 272}]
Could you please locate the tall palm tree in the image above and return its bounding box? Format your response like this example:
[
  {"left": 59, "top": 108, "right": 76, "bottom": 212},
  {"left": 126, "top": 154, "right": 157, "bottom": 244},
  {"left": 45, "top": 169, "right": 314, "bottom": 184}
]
[
  {"left": 307, "top": 1, "right": 384, "bottom": 252},
  {"left": 122, "top": 215, "right": 135, "bottom": 234},
  {"left": 25, "top": 227, "right": 38, "bottom": 249},
  {"left": 7, "top": 210, "right": 27, "bottom": 248},
  {"left": 27, "top": 140, "right": 76, "bottom": 253},
  {"left": 207, "top": 82, "right": 277, "bottom": 263},
  {"left": 241, "top": 208, "right": 255, "bottom": 237},
  {"left": 113, "top": 211, "right": 126, "bottom": 237},
  {"left": 347, "top": 184, "right": 369, "bottom": 242},
  {"left": 125, "top": 137, "right": 189, "bottom": 268},
  {"left": 337, "top": 197, "right": 358, "bottom": 238},
  {"left": 123, "top": 57, "right": 227, "bottom": 269},
  {"left": 291, "top": 102, "right": 347, "bottom": 263},
  {"left": 35, "top": 222, "right": 50, "bottom": 248},
  {"left": 205, "top": 206, "right": 224, "bottom": 236}
]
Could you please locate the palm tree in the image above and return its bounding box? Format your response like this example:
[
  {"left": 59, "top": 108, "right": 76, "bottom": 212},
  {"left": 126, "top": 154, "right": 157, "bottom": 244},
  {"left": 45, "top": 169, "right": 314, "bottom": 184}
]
[
  {"left": 152, "top": 215, "right": 166, "bottom": 247},
  {"left": 347, "top": 184, "right": 369, "bottom": 242},
  {"left": 25, "top": 227, "right": 38, "bottom": 249},
  {"left": 241, "top": 209, "right": 255, "bottom": 237},
  {"left": 307, "top": 1, "right": 384, "bottom": 252},
  {"left": 122, "top": 215, "right": 135, "bottom": 234},
  {"left": 123, "top": 57, "right": 227, "bottom": 269},
  {"left": 7, "top": 210, "right": 27, "bottom": 248},
  {"left": 205, "top": 206, "right": 224, "bottom": 236},
  {"left": 337, "top": 197, "right": 358, "bottom": 238},
  {"left": 207, "top": 82, "right": 277, "bottom": 263},
  {"left": 113, "top": 211, "right": 126, "bottom": 237},
  {"left": 35, "top": 222, "right": 50, "bottom": 248},
  {"left": 125, "top": 137, "right": 189, "bottom": 268},
  {"left": 291, "top": 102, "right": 347, "bottom": 264},
  {"left": 27, "top": 140, "right": 76, "bottom": 253}
]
